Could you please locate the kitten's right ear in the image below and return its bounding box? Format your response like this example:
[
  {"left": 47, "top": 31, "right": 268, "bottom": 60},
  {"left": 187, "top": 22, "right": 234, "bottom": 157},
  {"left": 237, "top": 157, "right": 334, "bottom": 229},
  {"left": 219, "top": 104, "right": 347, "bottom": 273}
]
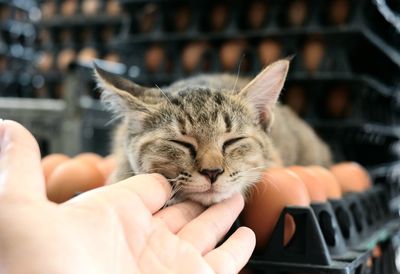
[{"left": 94, "top": 64, "right": 153, "bottom": 116}]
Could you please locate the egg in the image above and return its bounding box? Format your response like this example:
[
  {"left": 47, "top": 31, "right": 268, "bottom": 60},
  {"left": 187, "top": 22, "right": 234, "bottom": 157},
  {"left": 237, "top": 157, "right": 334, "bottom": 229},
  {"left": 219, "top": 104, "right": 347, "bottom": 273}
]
[
  {"left": 285, "top": 85, "right": 306, "bottom": 115},
  {"left": 181, "top": 41, "right": 209, "bottom": 73},
  {"left": 0, "top": 56, "right": 7, "bottom": 73},
  {"left": 247, "top": 0, "right": 268, "bottom": 29},
  {"left": 74, "top": 152, "right": 103, "bottom": 166},
  {"left": 307, "top": 166, "right": 342, "bottom": 199},
  {"left": 103, "top": 52, "right": 120, "bottom": 63},
  {"left": 61, "top": 0, "right": 78, "bottom": 16},
  {"left": 138, "top": 4, "right": 158, "bottom": 33},
  {"left": 287, "top": 0, "right": 308, "bottom": 27},
  {"left": 303, "top": 37, "right": 325, "bottom": 74},
  {"left": 330, "top": 162, "right": 371, "bottom": 193},
  {"left": 210, "top": 2, "right": 229, "bottom": 31},
  {"left": 41, "top": 154, "right": 71, "bottom": 184},
  {"left": 100, "top": 26, "right": 115, "bottom": 43},
  {"left": 330, "top": 0, "right": 350, "bottom": 25},
  {"left": 47, "top": 159, "right": 105, "bottom": 203},
  {"left": 258, "top": 39, "right": 282, "bottom": 67},
  {"left": 77, "top": 47, "right": 98, "bottom": 63},
  {"left": 326, "top": 85, "right": 351, "bottom": 118},
  {"left": 96, "top": 155, "right": 116, "bottom": 182},
  {"left": 59, "top": 29, "right": 73, "bottom": 45},
  {"left": 288, "top": 166, "right": 327, "bottom": 203},
  {"left": 220, "top": 40, "right": 247, "bottom": 71},
  {"left": 82, "top": 0, "right": 100, "bottom": 16},
  {"left": 174, "top": 5, "right": 191, "bottom": 32},
  {"left": 106, "top": 0, "right": 121, "bottom": 16},
  {"left": 145, "top": 45, "right": 165, "bottom": 73},
  {"left": 241, "top": 168, "right": 310, "bottom": 251},
  {"left": 57, "top": 48, "right": 76, "bottom": 71},
  {"left": 37, "top": 52, "right": 54, "bottom": 72},
  {"left": 41, "top": 1, "right": 56, "bottom": 19}
]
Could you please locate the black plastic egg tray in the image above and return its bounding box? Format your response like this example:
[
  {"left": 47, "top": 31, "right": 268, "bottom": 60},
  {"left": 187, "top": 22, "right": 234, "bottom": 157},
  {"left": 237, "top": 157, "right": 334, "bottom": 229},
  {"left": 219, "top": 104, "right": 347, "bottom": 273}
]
[
  {"left": 237, "top": 183, "right": 400, "bottom": 274},
  {"left": 115, "top": 0, "right": 399, "bottom": 87}
]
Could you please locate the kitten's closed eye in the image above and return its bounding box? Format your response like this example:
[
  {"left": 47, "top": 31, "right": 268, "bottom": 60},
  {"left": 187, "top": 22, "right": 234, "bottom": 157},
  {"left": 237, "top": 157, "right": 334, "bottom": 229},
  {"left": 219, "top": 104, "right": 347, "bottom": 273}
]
[
  {"left": 169, "top": 140, "right": 197, "bottom": 158},
  {"left": 222, "top": 137, "right": 246, "bottom": 153}
]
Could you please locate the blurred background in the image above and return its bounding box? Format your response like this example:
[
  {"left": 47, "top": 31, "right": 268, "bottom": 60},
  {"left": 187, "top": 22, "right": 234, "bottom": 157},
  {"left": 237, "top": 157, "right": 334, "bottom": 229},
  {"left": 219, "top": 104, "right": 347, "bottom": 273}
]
[{"left": 0, "top": 0, "right": 399, "bottom": 185}]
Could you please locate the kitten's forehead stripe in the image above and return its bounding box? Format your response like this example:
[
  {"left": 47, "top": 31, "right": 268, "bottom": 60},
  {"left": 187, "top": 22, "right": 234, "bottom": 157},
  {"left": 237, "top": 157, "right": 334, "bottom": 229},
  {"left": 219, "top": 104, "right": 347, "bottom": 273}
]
[{"left": 224, "top": 113, "right": 232, "bottom": 133}]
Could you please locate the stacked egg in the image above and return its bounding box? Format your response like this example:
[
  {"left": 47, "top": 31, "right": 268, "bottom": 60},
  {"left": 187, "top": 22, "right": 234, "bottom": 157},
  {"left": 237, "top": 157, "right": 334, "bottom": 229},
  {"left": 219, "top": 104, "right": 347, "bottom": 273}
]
[{"left": 41, "top": 152, "right": 116, "bottom": 203}]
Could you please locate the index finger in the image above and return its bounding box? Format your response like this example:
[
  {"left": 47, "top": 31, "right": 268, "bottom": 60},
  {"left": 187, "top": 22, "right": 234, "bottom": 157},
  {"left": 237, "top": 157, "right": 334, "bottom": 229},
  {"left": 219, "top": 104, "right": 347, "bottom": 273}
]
[
  {"left": 0, "top": 120, "right": 46, "bottom": 199},
  {"left": 67, "top": 173, "right": 172, "bottom": 215},
  {"left": 177, "top": 193, "right": 245, "bottom": 255}
]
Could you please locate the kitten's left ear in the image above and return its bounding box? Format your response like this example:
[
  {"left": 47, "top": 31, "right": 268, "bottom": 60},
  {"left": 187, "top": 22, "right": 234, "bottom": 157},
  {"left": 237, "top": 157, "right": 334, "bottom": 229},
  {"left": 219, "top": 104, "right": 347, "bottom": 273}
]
[{"left": 239, "top": 59, "right": 289, "bottom": 128}]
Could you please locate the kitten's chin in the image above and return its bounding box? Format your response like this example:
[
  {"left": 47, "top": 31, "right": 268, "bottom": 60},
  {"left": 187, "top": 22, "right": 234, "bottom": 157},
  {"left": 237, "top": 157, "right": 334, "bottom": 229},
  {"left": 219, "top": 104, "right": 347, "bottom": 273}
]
[{"left": 185, "top": 190, "right": 241, "bottom": 206}]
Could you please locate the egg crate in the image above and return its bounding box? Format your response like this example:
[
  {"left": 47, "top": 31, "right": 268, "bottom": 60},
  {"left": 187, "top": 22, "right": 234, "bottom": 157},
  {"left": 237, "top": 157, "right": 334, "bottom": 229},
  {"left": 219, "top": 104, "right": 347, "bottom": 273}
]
[
  {"left": 113, "top": 0, "right": 399, "bottom": 87},
  {"left": 369, "top": 161, "right": 400, "bottom": 212},
  {"left": 27, "top": 0, "right": 127, "bottom": 99},
  {"left": 238, "top": 185, "right": 400, "bottom": 274},
  {"left": 284, "top": 75, "right": 400, "bottom": 126},
  {"left": 34, "top": 0, "right": 127, "bottom": 49},
  {"left": 314, "top": 123, "right": 400, "bottom": 167},
  {"left": 0, "top": 0, "right": 39, "bottom": 98}
]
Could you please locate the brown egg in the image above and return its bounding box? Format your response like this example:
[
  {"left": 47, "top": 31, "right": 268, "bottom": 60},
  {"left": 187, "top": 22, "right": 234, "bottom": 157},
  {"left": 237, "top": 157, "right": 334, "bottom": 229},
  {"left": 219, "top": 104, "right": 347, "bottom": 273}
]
[
  {"left": 37, "top": 52, "right": 54, "bottom": 72},
  {"left": 47, "top": 159, "right": 105, "bottom": 203},
  {"left": 80, "top": 28, "right": 94, "bottom": 45},
  {"left": 74, "top": 152, "right": 103, "bottom": 166},
  {"left": 181, "top": 41, "right": 209, "bottom": 73},
  {"left": 220, "top": 40, "right": 247, "bottom": 71},
  {"left": 106, "top": 0, "right": 121, "bottom": 15},
  {"left": 97, "top": 155, "right": 116, "bottom": 182},
  {"left": 41, "top": 154, "right": 71, "bottom": 184},
  {"left": 40, "top": 1, "right": 56, "bottom": 19},
  {"left": 103, "top": 52, "right": 120, "bottom": 63},
  {"left": 285, "top": 85, "right": 306, "bottom": 115},
  {"left": 258, "top": 39, "right": 282, "bottom": 67},
  {"left": 0, "top": 5, "right": 11, "bottom": 21},
  {"left": 288, "top": 166, "right": 327, "bottom": 203},
  {"left": 57, "top": 48, "right": 76, "bottom": 71},
  {"left": 77, "top": 47, "right": 98, "bottom": 63},
  {"left": 139, "top": 4, "right": 158, "bottom": 33},
  {"left": 100, "top": 26, "right": 115, "bottom": 43},
  {"left": 174, "top": 5, "right": 191, "bottom": 32},
  {"left": 307, "top": 166, "right": 342, "bottom": 199},
  {"left": 330, "top": 0, "right": 350, "bottom": 25},
  {"left": 326, "top": 85, "right": 350, "bottom": 118},
  {"left": 288, "top": 0, "right": 308, "bottom": 27},
  {"left": 372, "top": 245, "right": 382, "bottom": 258},
  {"left": 210, "top": 2, "right": 229, "bottom": 31},
  {"left": 241, "top": 168, "right": 310, "bottom": 251},
  {"left": 145, "top": 45, "right": 165, "bottom": 73},
  {"left": 0, "top": 56, "right": 7, "bottom": 73},
  {"left": 330, "top": 162, "right": 371, "bottom": 193},
  {"left": 61, "top": 0, "right": 78, "bottom": 16},
  {"left": 82, "top": 0, "right": 100, "bottom": 15},
  {"left": 38, "top": 29, "right": 52, "bottom": 46},
  {"left": 59, "top": 29, "right": 73, "bottom": 45},
  {"left": 303, "top": 37, "right": 325, "bottom": 74},
  {"left": 247, "top": 0, "right": 268, "bottom": 29}
]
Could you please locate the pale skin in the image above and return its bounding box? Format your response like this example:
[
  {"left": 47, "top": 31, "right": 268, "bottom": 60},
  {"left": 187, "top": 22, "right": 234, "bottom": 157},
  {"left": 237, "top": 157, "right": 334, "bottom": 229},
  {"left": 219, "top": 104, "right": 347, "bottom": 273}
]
[{"left": 0, "top": 120, "right": 255, "bottom": 274}]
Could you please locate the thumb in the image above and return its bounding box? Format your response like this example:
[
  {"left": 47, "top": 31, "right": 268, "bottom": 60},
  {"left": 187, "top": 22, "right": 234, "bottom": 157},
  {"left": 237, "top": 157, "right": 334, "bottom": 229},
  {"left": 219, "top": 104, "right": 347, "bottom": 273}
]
[{"left": 0, "top": 120, "right": 46, "bottom": 199}]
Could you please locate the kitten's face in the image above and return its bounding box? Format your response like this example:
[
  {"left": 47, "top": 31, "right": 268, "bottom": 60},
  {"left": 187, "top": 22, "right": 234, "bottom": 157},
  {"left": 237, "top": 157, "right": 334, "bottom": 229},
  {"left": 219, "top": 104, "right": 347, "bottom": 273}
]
[
  {"left": 96, "top": 60, "right": 289, "bottom": 205},
  {"left": 125, "top": 89, "right": 274, "bottom": 205}
]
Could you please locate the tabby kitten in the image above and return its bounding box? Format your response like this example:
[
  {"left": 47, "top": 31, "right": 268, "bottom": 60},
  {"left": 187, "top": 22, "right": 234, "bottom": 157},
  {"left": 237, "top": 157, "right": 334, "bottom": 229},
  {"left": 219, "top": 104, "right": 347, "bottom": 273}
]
[{"left": 95, "top": 60, "right": 331, "bottom": 205}]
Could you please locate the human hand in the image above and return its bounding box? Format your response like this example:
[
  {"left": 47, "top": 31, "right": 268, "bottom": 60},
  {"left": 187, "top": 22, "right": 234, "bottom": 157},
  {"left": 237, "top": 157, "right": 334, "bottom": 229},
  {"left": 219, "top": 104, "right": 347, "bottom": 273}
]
[{"left": 0, "top": 120, "right": 255, "bottom": 274}]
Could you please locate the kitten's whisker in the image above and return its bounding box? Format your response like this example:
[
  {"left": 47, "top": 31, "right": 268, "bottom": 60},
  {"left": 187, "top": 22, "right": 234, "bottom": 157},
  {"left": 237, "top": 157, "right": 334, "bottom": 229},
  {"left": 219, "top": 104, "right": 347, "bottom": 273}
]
[
  {"left": 155, "top": 84, "right": 173, "bottom": 105},
  {"left": 231, "top": 53, "right": 244, "bottom": 94},
  {"left": 104, "top": 115, "right": 121, "bottom": 127}
]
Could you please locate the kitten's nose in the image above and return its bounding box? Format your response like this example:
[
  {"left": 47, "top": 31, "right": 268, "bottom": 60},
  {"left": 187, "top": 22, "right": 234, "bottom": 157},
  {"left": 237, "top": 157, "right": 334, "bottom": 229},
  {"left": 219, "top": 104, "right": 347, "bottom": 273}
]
[{"left": 200, "top": 168, "right": 224, "bottom": 184}]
